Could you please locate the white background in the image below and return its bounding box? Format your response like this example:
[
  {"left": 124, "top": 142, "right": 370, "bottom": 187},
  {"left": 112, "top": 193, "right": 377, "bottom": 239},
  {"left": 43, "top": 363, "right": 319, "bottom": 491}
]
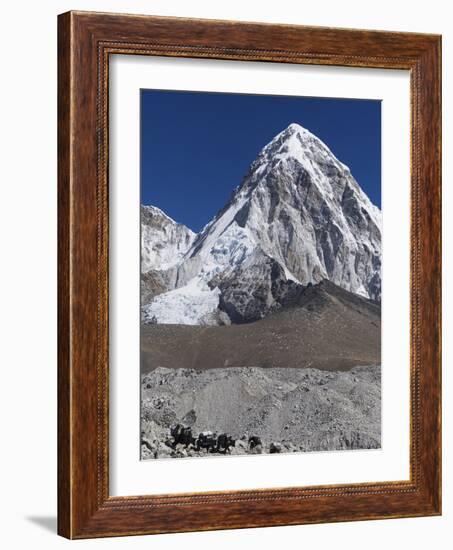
[
  {"left": 110, "top": 57, "right": 410, "bottom": 495},
  {"left": 0, "top": 0, "right": 450, "bottom": 548}
]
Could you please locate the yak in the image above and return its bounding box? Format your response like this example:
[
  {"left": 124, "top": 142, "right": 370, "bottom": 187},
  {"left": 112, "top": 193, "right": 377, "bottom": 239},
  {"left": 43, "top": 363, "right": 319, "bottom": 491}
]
[{"left": 170, "top": 424, "right": 195, "bottom": 448}]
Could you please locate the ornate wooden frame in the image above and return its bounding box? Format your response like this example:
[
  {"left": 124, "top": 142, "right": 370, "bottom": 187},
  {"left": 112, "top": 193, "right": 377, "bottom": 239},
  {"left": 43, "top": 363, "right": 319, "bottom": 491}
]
[{"left": 58, "top": 11, "right": 441, "bottom": 539}]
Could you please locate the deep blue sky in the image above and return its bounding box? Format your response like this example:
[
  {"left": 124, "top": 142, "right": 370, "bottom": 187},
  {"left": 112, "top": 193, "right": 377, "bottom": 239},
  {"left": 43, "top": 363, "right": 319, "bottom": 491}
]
[{"left": 141, "top": 90, "right": 381, "bottom": 233}]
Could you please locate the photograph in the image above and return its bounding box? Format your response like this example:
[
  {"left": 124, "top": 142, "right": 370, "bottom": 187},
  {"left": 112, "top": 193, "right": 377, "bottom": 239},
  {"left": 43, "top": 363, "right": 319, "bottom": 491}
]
[
  {"left": 0, "top": 1, "right": 445, "bottom": 544},
  {"left": 140, "top": 90, "right": 382, "bottom": 459}
]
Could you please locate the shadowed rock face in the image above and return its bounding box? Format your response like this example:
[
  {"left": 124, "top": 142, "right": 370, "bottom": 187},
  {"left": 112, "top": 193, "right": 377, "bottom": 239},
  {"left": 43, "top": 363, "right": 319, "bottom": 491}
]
[
  {"left": 141, "top": 279, "right": 380, "bottom": 373},
  {"left": 210, "top": 252, "right": 304, "bottom": 324},
  {"left": 141, "top": 123, "right": 381, "bottom": 326},
  {"left": 141, "top": 364, "right": 381, "bottom": 459}
]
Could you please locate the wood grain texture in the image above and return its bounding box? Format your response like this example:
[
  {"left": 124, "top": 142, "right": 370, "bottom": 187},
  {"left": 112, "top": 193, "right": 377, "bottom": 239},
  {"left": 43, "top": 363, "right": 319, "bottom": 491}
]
[
  {"left": 57, "top": 11, "right": 72, "bottom": 538},
  {"left": 57, "top": 11, "right": 442, "bottom": 539}
]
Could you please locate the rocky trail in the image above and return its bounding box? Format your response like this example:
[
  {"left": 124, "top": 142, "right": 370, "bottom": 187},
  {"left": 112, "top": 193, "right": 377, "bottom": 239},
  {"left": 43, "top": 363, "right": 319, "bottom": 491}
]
[{"left": 141, "top": 364, "right": 381, "bottom": 459}]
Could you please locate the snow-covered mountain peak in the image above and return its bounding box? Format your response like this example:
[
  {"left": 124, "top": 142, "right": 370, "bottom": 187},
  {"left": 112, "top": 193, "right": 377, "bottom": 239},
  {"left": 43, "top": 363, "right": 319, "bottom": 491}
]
[
  {"left": 141, "top": 123, "right": 382, "bottom": 325},
  {"left": 252, "top": 122, "right": 350, "bottom": 183},
  {"left": 142, "top": 204, "right": 173, "bottom": 223},
  {"left": 269, "top": 122, "right": 312, "bottom": 144},
  {"left": 141, "top": 205, "right": 195, "bottom": 273},
  {"left": 141, "top": 204, "right": 192, "bottom": 230},
  {"left": 275, "top": 121, "right": 315, "bottom": 142}
]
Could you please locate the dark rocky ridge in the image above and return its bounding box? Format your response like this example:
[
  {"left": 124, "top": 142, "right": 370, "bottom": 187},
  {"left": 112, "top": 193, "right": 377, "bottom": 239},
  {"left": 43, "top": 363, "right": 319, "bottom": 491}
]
[{"left": 141, "top": 279, "right": 380, "bottom": 374}]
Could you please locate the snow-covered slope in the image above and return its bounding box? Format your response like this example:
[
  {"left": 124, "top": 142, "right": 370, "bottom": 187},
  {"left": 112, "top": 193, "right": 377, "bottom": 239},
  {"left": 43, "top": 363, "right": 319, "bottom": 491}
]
[{"left": 141, "top": 123, "right": 382, "bottom": 325}]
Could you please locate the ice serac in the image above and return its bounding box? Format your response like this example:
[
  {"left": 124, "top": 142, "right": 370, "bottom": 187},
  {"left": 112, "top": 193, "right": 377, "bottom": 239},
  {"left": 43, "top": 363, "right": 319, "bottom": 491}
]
[{"left": 142, "top": 123, "right": 382, "bottom": 325}]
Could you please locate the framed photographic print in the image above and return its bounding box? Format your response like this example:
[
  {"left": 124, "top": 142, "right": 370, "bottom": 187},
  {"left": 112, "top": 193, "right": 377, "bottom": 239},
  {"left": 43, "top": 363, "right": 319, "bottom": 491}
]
[{"left": 58, "top": 11, "right": 441, "bottom": 538}]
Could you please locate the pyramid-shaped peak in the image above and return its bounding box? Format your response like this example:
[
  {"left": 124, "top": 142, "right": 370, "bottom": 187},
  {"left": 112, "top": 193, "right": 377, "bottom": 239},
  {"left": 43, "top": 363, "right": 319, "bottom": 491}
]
[
  {"left": 266, "top": 122, "right": 321, "bottom": 150},
  {"left": 285, "top": 122, "right": 310, "bottom": 134},
  {"left": 284, "top": 122, "right": 321, "bottom": 138},
  {"left": 260, "top": 122, "right": 329, "bottom": 161}
]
